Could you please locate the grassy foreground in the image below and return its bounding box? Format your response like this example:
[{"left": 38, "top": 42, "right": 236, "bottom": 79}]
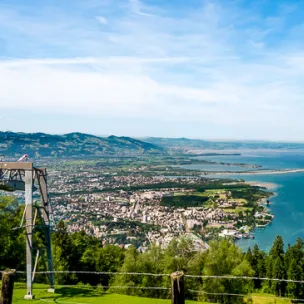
[
  {"left": 9, "top": 284, "right": 292, "bottom": 304},
  {"left": 249, "top": 293, "right": 291, "bottom": 304},
  {"left": 12, "top": 284, "right": 198, "bottom": 303}
]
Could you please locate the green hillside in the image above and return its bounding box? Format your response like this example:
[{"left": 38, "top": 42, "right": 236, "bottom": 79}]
[{"left": 0, "top": 132, "right": 164, "bottom": 158}]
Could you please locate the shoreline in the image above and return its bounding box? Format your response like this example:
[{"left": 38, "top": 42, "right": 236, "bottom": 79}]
[
  {"left": 244, "top": 181, "right": 279, "bottom": 190},
  {"left": 247, "top": 181, "right": 277, "bottom": 236},
  {"left": 231, "top": 180, "right": 277, "bottom": 237},
  {"left": 202, "top": 168, "right": 304, "bottom": 176}
]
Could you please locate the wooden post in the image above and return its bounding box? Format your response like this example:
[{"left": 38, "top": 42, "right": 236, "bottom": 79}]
[
  {"left": 1, "top": 269, "right": 16, "bottom": 304},
  {"left": 171, "top": 271, "right": 185, "bottom": 304}
]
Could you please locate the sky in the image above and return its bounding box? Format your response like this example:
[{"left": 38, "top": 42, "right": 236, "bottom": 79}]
[{"left": 0, "top": 0, "right": 304, "bottom": 140}]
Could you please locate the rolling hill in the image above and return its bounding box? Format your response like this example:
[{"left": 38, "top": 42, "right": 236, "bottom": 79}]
[
  {"left": 0, "top": 132, "right": 164, "bottom": 158},
  {"left": 143, "top": 137, "right": 304, "bottom": 152}
]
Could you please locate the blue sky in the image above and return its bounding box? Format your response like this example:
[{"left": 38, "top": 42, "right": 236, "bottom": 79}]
[{"left": 0, "top": 0, "right": 304, "bottom": 140}]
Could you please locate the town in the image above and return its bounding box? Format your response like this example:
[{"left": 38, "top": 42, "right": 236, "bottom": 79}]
[
  {"left": 0, "top": 157, "right": 274, "bottom": 251},
  {"left": 38, "top": 158, "right": 272, "bottom": 250}
]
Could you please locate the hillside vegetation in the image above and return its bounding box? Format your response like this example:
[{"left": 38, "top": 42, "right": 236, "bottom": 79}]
[
  {"left": 0, "top": 196, "right": 301, "bottom": 304},
  {"left": 0, "top": 132, "right": 164, "bottom": 157}
]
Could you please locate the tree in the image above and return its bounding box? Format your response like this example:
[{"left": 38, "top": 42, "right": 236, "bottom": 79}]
[
  {"left": 266, "top": 235, "right": 286, "bottom": 296},
  {"left": 245, "top": 248, "right": 253, "bottom": 265},
  {"left": 186, "top": 250, "right": 206, "bottom": 299},
  {"left": 163, "top": 237, "right": 195, "bottom": 274},
  {"left": 0, "top": 196, "right": 25, "bottom": 270},
  {"left": 246, "top": 244, "right": 266, "bottom": 289},
  {"left": 285, "top": 238, "right": 304, "bottom": 298},
  {"left": 110, "top": 246, "right": 140, "bottom": 296},
  {"left": 202, "top": 239, "right": 254, "bottom": 304},
  {"left": 79, "top": 244, "right": 125, "bottom": 286},
  {"left": 52, "top": 221, "right": 77, "bottom": 284},
  {"left": 162, "top": 237, "right": 196, "bottom": 299},
  {"left": 111, "top": 237, "right": 196, "bottom": 299}
]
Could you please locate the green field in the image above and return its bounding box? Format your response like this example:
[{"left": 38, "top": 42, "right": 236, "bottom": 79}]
[
  {"left": 11, "top": 284, "right": 199, "bottom": 304},
  {"left": 8, "top": 284, "right": 293, "bottom": 304},
  {"left": 221, "top": 207, "right": 252, "bottom": 213},
  {"left": 249, "top": 293, "right": 291, "bottom": 304},
  {"left": 160, "top": 195, "right": 209, "bottom": 208}
]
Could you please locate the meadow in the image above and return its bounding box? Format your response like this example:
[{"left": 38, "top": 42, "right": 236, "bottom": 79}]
[{"left": 9, "top": 284, "right": 291, "bottom": 304}]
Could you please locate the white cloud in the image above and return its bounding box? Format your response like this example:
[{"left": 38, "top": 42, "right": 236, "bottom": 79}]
[
  {"left": 95, "top": 16, "right": 108, "bottom": 24},
  {"left": 249, "top": 39, "right": 264, "bottom": 49},
  {"left": 0, "top": 0, "right": 304, "bottom": 138},
  {"left": 0, "top": 54, "right": 302, "bottom": 127},
  {"left": 0, "top": 60, "right": 228, "bottom": 118},
  {"left": 129, "top": 0, "right": 154, "bottom": 17},
  {"left": 0, "top": 57, "right": 193, "bottom": 67}
]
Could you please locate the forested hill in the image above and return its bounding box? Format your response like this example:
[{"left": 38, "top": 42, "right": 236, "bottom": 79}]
[
  {"left": 0, "top": 132, "right": 164, "bottom": 158},
  {"left": 143, "top": 137, "right": 304, "bottom": 151}
]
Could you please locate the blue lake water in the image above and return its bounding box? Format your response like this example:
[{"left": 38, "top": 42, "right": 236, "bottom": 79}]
[
  {"left": 182, "top": 151, "right": 304, "bottom": 251},
  {"left": 184, "top": 150, "right": 304, "bottom": 172}
]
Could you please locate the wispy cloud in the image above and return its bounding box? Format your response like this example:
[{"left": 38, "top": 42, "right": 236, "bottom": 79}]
[
  {"left": 0, "top": 0, "right": 304, "bottom": 139},
  {"left": 95, "top": 16, "right": 108, "bottom": 24},
  {"left": 129, "top": 0, "right": 155, "bottom": 17},
  {"left": 0, "top": 56, "right": 193, "bottom": 67}
]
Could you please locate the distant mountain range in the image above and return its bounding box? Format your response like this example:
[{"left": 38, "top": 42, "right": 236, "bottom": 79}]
[
  {"left": 1, "top": 132, "right": 303, "bottom": 159},
  {"left": 143, "top": 137, "right": 304, "bottom": 152},
  {"left": 0, "top": 132, "right": 164, "bottom": 158}
]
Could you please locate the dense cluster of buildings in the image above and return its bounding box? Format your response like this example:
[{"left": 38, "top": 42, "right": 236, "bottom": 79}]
[{"left": 1, "top": 161, "right": 273, "bottom": 250}]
